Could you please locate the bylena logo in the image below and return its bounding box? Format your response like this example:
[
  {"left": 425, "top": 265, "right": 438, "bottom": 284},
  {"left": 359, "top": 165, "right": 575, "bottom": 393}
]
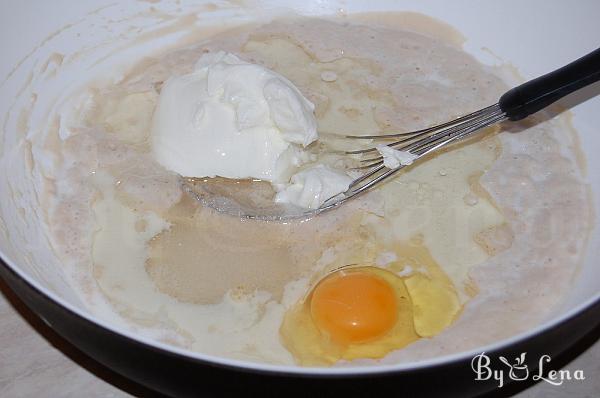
[
  {"left": 471, "top": 352, "right": 586, "bottom": 388},
  {"left": 498, "top": 352, "right": 529, "bottom": 381}
]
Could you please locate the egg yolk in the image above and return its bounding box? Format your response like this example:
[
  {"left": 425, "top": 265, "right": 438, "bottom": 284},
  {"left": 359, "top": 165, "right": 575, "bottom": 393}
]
[{"left": 310, "top": 271, "right": 398, "bottom": 344}]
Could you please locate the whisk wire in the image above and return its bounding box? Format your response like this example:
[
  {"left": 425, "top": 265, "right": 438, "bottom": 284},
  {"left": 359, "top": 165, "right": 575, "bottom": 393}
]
[{"left": 320, "top": 103, "right": 507, "bottom": 211}]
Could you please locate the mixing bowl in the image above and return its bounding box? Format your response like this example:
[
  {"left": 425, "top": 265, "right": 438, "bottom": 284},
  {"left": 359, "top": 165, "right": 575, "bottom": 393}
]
[{"left": 1, "top": 1, "right": 598, "bottom": 396}]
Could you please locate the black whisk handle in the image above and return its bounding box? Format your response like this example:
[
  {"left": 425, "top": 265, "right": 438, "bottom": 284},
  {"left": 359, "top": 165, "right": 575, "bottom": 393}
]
[{"left": 499, "top": 47, "right": 600, "bottom": 121}]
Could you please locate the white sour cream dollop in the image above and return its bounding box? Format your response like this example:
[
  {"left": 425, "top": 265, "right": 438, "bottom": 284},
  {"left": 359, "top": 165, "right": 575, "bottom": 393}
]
[
  {"left": 376, "top": 144, "right": 419, "bottom": 169},
  {"left": 152, "top": 51, "right": 351, "bottom": 209}
]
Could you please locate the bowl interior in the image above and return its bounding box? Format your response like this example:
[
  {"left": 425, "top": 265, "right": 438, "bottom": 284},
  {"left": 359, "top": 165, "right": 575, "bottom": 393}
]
[{"left": 1, "top": 0, "right": 599, "bottom": 372}]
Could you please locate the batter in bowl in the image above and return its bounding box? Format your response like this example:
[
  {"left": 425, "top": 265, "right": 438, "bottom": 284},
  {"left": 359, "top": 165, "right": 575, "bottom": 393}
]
[{"left": 41, "top": 13, "right": 592, "bottom": 365}]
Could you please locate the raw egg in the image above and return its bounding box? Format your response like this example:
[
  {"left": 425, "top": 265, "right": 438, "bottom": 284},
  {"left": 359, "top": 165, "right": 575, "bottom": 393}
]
[
  {"left": 280, "top": 244, "right": 462, "bottom": 366},
  {"left": 310, "top": 270, "right": 398, "bottom": 344}
]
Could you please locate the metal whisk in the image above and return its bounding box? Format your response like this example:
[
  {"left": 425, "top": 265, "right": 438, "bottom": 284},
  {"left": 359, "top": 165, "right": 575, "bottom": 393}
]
[{"left": 318, "top": 47, "right": 600, "bottom": 213}]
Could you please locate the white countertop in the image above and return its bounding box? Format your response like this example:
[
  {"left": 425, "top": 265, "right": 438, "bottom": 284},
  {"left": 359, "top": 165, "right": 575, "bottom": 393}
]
[{"left": 1, "top": 278, "right": 598, "bottom": 397}]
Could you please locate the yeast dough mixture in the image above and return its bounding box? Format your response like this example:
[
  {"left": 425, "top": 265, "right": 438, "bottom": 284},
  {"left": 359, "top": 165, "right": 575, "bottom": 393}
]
[{"left": 43, "top": 14, "right": 591, "bottom": 365}]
